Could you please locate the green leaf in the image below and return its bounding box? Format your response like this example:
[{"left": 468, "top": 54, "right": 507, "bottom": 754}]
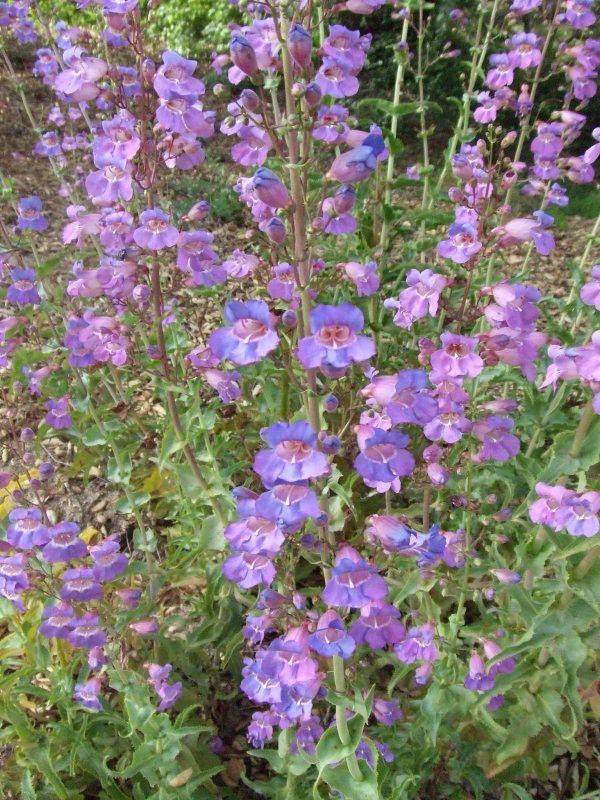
[
  {"left": 319, "top": 760, "right": 382, "bottom": 800},
  {"left": 315, "top": 714, "right": 365, "bottom": 770},
  {"left": 502, "top": 783, "right": 535, "bottom": 800}
]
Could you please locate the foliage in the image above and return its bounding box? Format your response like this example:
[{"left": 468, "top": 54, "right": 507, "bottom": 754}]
[{"left": 0, "top": 0, "right": 599, "bottom": 798}]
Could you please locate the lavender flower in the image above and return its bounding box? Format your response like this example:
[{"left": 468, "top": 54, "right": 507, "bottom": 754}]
[
  {"left": 322, "top": 546, "right": 388, "bottom": 608},
  {"left": 209, "top": 300, "right": 279, "bottom": 366},
  {"left": 297, "top": 303, "right": 375, "bottom": 377}
]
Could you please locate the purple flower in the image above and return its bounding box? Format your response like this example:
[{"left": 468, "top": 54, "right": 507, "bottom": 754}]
[
  {"left": 394, "top": 622, "right": 438, "bottom": 664},
  {"left": 484, "top": 282, "right": 541, "bottom": 331},
  {"left": 222, "top": 249, "right": 259, "bottom": 279},
  {"left": 146, "top": 663, "right": 182, "bottom": 711},
  {"left": 385, "top": 270, "right": 448, "bottom": 328},
  {"left": 341, "top": 261, "right": 379, "bottom": 296},
  {"left": 365, "top": 515, "right": 415, "bottom": 553},
  {"left": 430, "top": 333, "right": 484, "bottom": 379},
  {"left": 7, "top": 507, "right": 49, "bottom": 549},
  {"left": 316, "top": 57, "right": 359, "bottom": 98},
  {"left": 17, "top": 195, "right": 48, "bottom": 231},
  {"left": 153, "top": 50, "right": 204, "bottom": 99},
  {"left": 247, "top": 711, "right": 276, "bottom": 747},
  {"left": 267, "top": 262, "right": 297, "bottom": 301},
  {"left": 308, "top": 610, "right": 356, "bottom": 658},
  {"left": 323, "top": 24, "right": 370, "bottom": 72},
  {"left": 473, "top": 416, "right": 520, "bottom": 462},
  {"left": 209, "top": 300, "right": 279, "bottom": 366},
  {"left": 564, "top": 0, "right": 596, "bottom": 28},
  {"left": 322, "top": 545, "right": 388, "bottom": 608},
  {"left": 34, "top": 131, "right": 62, "bottom": 157},
  {"left": 133, "top": 209, "right": 179, "bottom": 250},
  {"left": 90, "top": 538, "right": 128, "bottom": 581},
  {"left": 486, "top": 54, "right": 514, "bottom": 89},
  {"left": 385, "top": 370, "right": 438, "bottom": 426},
  {"left": 507, "top": 33, "right": 542, "bottom": 68},
  {"left": 423, "top": 403, "right": 472, "bottom": 444},
  {"left": 54, "top": 47, "right": 107, "bottom": 102},
  {"left": 354, "top": 429, "right": 415, "bottom": 492},
  {"left": 42, "top": 521, "right": 87, "bottom": 563},
  {"left": 224, "top": 512, "right": 285, "bottom": 556},
  {"left": 464, "top": 653, "right": 495, "bottom": 693},
  {"left": 176, "top": 231, "right": 226, "bottom": 286},
  {"left": 327, "top": 134, "right": 385, "bottom": 183},
  {"left": 60, "top": 568, "right": 103, "bottom": 602},
  {"left": 68, "top": 613, "right": 107, "bottom": 649},
  {"left": 350, "top": 601, "right": 405, "bottom": 649},
  {"left": 39, "top": 602, "right": 74, "bottom": 639},
  {"left": 556, "top": 492, "right": 600, "bottom": 537},
  {"left": 73, "top": 678, "right": 102, "bottom": 711},
  {"left": 156, "top": 95, "right": 213, "bottom": 137},
  {"left": 437, "top": 220, "right": 482, "bottom": 264},
  {"left": 6, "top": 268, "right": 41, "bottom": 305},
  {"left": 85, "top": 156, "right": 133, "bottom": 205},
  {"left": 372, "top": 698, "right": 402, "bottom": 726},
  {"left": 498, "top": 214, "right": 555, "bottom": 255},
  {"left": 313, "top": 105, "right": 349, "bottom": 143},
  {"left": 45, "top": 397, "right": 72, "bottom": 430},
  {"left": 580, "top": 265, "right": 600, "bottom": 310},
  {"left": 529, "top": 482, "right": 577, "bottom": 530},
  {"left": 297, "top": 303, "right": 375, "bottom": 377},
  {"left": 254, "top": 483, "right": 322, "bottom": 532},
  {"left": 232, "top": 126, "right": 271, "bottom": 167},
  {"left": 222, "top": 552, "right": 276, "bottom": 588},
  {"left": 253, "top": 421, "right": 329, "bottom": 486}
]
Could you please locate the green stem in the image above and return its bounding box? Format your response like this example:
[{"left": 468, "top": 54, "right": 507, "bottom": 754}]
[{"left": 569, "top": 401, "right": 594, "bottom": 459}]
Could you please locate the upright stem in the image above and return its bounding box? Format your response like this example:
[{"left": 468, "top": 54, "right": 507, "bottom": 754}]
[
  {"left": 569, "top": 401, "right": 594, "bottom": 460},
  {"left": 380, "top": 16, "right": 410, "bottom": 252},
  {"left": 431, "top": 0, "right": 499, "bottom": 201},
  {"left": 278, "top": 12, "right": 320, "bottom": 433},
  {"left": 503, "top": 2, "right": 559, "bottom": 206},
  {"left": 416, "top": 0, "right": 430, "bottom": 216},
  {"left": 149, "top": 258, "right": 227, "bottom": 524}
]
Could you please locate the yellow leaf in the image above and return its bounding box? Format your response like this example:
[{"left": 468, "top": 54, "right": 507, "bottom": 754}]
[{"left": 0, "top": 471, "right": 39, "bottom": 520}]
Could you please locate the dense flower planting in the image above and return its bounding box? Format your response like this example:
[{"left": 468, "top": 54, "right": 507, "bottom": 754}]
[{"left": 0, "top": 0, "right": 599, "bottom": 797}]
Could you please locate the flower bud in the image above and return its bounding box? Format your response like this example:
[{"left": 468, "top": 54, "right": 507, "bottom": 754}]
[
  {"left": 20, "top": 427, "right": 35, "bottom": 442},
  {"left": 22, "top": 452, "right": 35, "bottom": 465},
  {"left": 230, "top": 34, "right": 258, "bottom": 76},
  {"left": 213, "top": 83, "right": 226, "bottom": 96},
  {"left": 282, "top": 309, "right": 297, "bottom": 328},
  {"left": 39, "top": 462, "right": 54, "bottom": 479},
  {"left": 263, "top": 217, "right": 287, "bottom": 244},
  {"left": 0, "top": 472, "right": 12, "bottom": 489},
  {"left": 239, "top": 88, "right": 260, "bottom": 112},
  {"left": 141, "top": 58, "right": 155, "bottom": 83},
  {"left": 324, "top": 394, "right": 339, "bottom": 412},
  {"left": 253, "top": 168, "right": 290, "bottom": 208},
  {"left": 501, "top": 131, "right": 517, "bottom": 148},
  {"left": 422, "top": 444, "right": 443, "bottom": 463},
  {"left": 291, "top": 81, "right": 305, "bottom": 97},
  {"left": 304, "top": 81, "right": 322, "bottom": 108},
  {"left": 427, "top": 462, "right": 449, "bottom": 486},
  {"left": 287, "top": 23, "right": 312, "bottom": 69},
  {"left": 184, "top": 200, "right": 210, "bottom": 221},
  {"left": 333, "top": 185, "right": 356, "bottom": 214},
  {"left": 320, "top": 434, "right": 341, "bottom": 455},
  {"left": 490, "top": 568, "right": 521, "bottom": 584}
]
